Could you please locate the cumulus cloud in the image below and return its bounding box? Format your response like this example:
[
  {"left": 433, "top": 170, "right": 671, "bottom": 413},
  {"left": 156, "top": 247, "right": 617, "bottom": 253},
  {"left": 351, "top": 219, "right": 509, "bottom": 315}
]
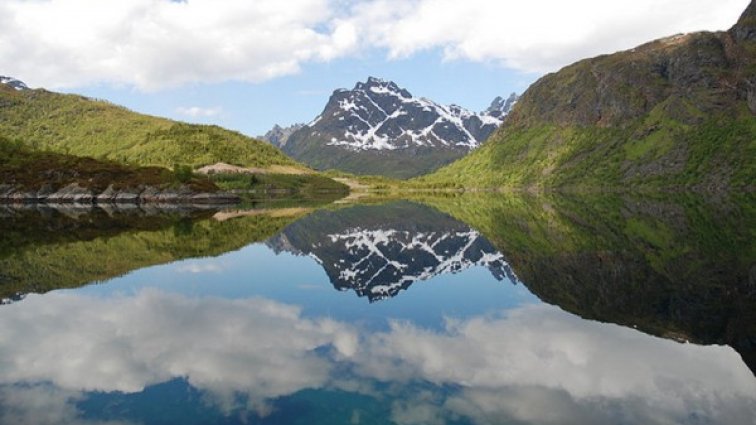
[
  {"left": 0, "top": 0, "right": 748, "bottom": 90},
  {"left": 345, "top": 0, "right": 749, "bottom": 73},
  {"left": 0, "top": 0, "right": 358, "bottom": 90},
  {"left": 0, "top": 385, "right": 134, "bottom": 425}
]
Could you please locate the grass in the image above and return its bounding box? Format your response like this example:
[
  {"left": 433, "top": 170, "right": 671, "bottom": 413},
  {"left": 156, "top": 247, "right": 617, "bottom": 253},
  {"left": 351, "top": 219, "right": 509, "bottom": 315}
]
[
  {"left": 0, "top": 136, "right": 217, "bottom": 192},
  {"left": 0, "top": 85, "right": 305, "bottom": 170},
  {"left": 415, "top": 25, "right": 756, "bottom": 192},
  {"left": 416, "top": 111, "right": 755, "bottom": 191},
  {"left": 209, "top": 172, "right": 349, "bottom": 195}
]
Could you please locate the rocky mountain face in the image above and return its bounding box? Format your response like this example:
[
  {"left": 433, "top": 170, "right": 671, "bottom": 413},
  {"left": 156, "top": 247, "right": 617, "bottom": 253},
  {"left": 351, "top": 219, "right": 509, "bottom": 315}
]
[
  {"left": 280, "top": 78, "right": 516, "bottom": 178},
  {"left": 484, "top": 93, "right": 519, "bottom": 120},
  {"left": 259, "top": 123, "right": 305, "bottom": 148},
  {"left": 731, "top": 0, "right": 756, "bottom": 42},
  {"left": 0, "top": 76, "right": 28, "bottom": 91},
  {"left": 266, "top": 202, "right": 519, "bottom": 302},
  {"left": 424, "top": 1, "right": 755, "bottom": 191}
]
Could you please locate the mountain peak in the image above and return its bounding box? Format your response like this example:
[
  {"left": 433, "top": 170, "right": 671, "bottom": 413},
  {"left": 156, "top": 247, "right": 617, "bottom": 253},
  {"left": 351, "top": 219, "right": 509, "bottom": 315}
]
[
  {"left": 731, "top": 0, "right": 755, "bottom": 41},
  {"left": 0, "top": 76, "right": 29, "bottom": 91},
  {"left": 258, "top": 123, "right": 305, "bottom": 148},
  {"left": 280, "top": 78, "right": 517, "bottom": 178},
  {"left": 484, "top": 92, "right": 519, "bottom": 117},
  {"left": 353, "top": 77, "right": 413, "bottom": 99}
]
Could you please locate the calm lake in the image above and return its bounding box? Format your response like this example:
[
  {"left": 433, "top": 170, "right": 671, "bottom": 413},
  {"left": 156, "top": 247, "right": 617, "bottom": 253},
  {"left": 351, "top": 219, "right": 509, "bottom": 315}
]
[{"left": 0, "top": 194, "right": 754, "bottom": 424}]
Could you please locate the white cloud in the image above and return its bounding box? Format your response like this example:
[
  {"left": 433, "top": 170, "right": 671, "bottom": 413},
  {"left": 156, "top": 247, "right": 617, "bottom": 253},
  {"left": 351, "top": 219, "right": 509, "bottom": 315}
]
[
  {"left": 0, "top": 0, "right": 358, "bottom": 90},
  {"left": 0, "top": 0, "right": 749, "bottom": 90},
  {"left": 345, "top": 0, "right": 750, "bottom": 73},
  {"left": 0, "top": 385, "right": 134, "bottom": 425},
  {"left": 175, "top": 105, "right": 223, "bottom": 118}
]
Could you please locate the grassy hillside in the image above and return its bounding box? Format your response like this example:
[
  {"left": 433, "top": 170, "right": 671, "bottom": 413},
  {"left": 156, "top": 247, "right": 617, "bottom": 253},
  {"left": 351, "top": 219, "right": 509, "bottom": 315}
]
[
  {"left": 418, "top": 4, "right": 756, "bottom": 191},
  {"left": 0, "top": 84, "right": 303, "bottom": 170},
  {"left": 419, "top": 110, "right": 755, "bottom": 190},
  {"left": 0, "top": 136, "right": 217, "bottom": 192},
  {"left": 211, "top": 172, "right": 349, "bottom": 196}
]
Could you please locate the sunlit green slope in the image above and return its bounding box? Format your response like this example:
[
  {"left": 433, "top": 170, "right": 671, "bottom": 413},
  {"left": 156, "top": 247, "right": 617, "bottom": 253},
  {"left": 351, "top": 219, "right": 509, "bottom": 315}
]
[{"left": 419, "top": 2, "right": 756, "bottom": 190}]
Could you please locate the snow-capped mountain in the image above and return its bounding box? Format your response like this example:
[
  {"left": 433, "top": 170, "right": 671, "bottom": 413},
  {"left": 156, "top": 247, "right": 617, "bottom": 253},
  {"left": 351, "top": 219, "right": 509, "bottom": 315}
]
[
  {"left": 266, "top": 202, "right": 519, "bottom": 302},
  {"left": 305, "top": 77, "right": 503, "bottom": 151},
  {"left": 259, "top": 123, "right": 305, "bottom": 148},
  {"left": 280, "top": 77, "right": 517, "bottom": 178},
  {"left": 485, "top": 93, "right": 519, "bottom": 120},
  {"left": 0, "top": 76, "right": 29, "bottom": 91}
]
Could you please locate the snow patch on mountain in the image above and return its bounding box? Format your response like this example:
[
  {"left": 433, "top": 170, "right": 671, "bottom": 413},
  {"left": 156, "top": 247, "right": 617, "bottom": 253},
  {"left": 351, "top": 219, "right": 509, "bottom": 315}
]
[
  {"left": 303, "top": 77, "right": 516, "bottom": 152},
  {"left": 0, "top": 76, "right": 29, "bottom": 91}
]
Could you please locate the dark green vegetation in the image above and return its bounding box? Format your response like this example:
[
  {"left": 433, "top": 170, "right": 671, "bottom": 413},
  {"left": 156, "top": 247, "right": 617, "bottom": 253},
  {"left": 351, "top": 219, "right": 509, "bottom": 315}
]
[
  {"left": 419, "top": 3, "right": 756, "bottom": 190},
  {"left": 211, "top": 172, "right": 349, "bottom": 196},
  {"left": 418, "top": 192, "right": 756, "bottom": 373},
  {"left": 0, "top": 84, "right": 302, "bottom": 170},
  {"left": 0, "top": 206, "right": 309, "bottom": 298},
  {"left": 0, "top": 136, "right": 216, "bottom": 192},
  {"left": 284, "top": 140, "right": 467, "bottom": 179}
]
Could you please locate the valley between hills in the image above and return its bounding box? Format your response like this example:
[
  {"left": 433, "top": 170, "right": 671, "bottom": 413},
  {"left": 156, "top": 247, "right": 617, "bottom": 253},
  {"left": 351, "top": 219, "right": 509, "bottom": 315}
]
[{"left": 1, "top": 2, "right": 754, "bottom": 200}]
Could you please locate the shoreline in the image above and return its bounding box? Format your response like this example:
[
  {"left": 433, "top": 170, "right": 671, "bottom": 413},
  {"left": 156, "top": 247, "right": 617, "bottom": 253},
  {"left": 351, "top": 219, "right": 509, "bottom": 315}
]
[{"left": 0, "top": 182, "right": 240, "bottom": 205}]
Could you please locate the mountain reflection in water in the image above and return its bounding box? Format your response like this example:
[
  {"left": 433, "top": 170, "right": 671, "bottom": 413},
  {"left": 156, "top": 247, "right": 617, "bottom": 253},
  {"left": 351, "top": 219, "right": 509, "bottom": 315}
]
[
  {"left": 0, "top": 194, "right": 753, "bottom": 424},
  {"left": 266, "top": 203, "right": 519, "bottom": 301}
]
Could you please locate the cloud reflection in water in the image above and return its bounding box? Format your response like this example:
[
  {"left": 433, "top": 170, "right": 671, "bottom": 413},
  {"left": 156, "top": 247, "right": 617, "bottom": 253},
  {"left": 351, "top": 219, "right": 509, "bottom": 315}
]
[{"left": 0, "top": 289, "right": 753, "bottom": 424}]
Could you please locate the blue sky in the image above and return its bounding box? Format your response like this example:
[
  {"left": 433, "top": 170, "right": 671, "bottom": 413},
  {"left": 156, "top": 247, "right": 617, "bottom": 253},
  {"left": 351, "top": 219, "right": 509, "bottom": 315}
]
[
  {"left": 1, "top": 0, "right": 749, "bottom": 136},
  {"left": 67, "top": 49, "right": 538, "bottom": 136}
]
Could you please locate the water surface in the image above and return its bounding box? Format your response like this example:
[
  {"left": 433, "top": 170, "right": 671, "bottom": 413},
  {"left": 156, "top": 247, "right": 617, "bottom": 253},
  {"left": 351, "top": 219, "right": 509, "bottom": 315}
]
[{"left": 0, "top": 195, "right": 753, "bottom": 424}]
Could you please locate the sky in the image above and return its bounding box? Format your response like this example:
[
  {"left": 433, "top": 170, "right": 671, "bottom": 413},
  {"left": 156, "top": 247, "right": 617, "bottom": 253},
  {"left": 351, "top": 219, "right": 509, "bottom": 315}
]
[{"left": 0, "top": 0, "right": 749, "bottom": 136}]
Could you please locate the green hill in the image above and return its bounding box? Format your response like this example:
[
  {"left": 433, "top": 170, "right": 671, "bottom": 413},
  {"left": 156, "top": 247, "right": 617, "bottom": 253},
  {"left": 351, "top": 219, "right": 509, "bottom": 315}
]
[
  {"left": 0, "top": 84, "right": 303, "bottom": 170},
  {"left": 0, "top": 136, "right": 217, "bottom": 192},
  {"left": 418, "top": 2, "right": 756, "bottom": 191}
]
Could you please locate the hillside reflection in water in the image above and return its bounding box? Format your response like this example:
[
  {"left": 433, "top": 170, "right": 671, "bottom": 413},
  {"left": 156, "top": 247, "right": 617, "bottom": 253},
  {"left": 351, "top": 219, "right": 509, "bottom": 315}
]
[{"left": 0, "top": 195, "right": 753, "bottom": 425}]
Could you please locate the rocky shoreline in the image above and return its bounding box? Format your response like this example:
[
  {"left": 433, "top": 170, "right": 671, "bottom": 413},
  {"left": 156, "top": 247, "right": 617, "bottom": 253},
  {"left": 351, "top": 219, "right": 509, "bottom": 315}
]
[{"left": 0, "top": 182, "right": 240, "bottom": 205}]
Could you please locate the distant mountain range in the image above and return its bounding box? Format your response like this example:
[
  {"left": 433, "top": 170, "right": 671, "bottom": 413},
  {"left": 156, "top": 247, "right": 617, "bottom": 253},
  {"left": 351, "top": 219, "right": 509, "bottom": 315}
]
[
  {"left": 422, "top": 0, "right": 756, "bottom": 191},
  {"left": 259, "top": 123, "right": 305, "bottom": 148},
  {"left": 262, "top": 78, "right": 517, "bottom": 178},
  {"left": 266, "top": 201, "right": 519, "bottom": 302}
]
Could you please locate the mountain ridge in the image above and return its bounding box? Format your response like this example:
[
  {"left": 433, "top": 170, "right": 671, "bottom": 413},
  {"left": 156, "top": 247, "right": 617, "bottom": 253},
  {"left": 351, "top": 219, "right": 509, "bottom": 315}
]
[
  {"left": 419, "top": 1, "right": 755, "bottom": 191},
  {"left": 279, "top": 77, "right": 517, "bottom": 178},
  {"left": 259, "top": 123, "right": 305, "bottom": 148}
]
